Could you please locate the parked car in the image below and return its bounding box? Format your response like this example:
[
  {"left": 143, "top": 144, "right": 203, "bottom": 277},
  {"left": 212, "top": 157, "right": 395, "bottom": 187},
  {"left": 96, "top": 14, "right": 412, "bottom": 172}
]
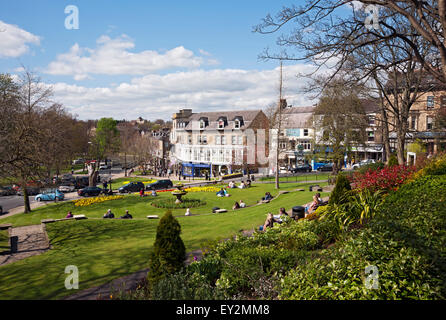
[
  {"left": 0, "top": 186, "right": 16, "bottom": 196},
  {"left": 58, "top": 185, "right": 76, "bottom": 193},
  {"left": 99, "top": 163, "right": 111, "bottom": 170},
  {"left": 17, "top": 187, "right": 41, "bottom": 196},
  {"left": 75, "top": 176, "right": 90, "bottom": 189},
  {"left": 119, "top": 182, "right": 145, "bottom": 194},
  {"left": 317, "top": 163, "right": 335, "bottom": 172},
  {"left": 352, "top": 159, "right": 376, "bottom": 170},
  {"left": 145, "top": 180, "right": 173, "bottom": 191},
  {"left": 290, "top": 164, "right": 313, "bottom": 173},
  {"left": 78, "top": 186, "right": 102, "bottom": 197},
  {"left": 35, "top": 190, "right": 65, "bottom": 202},
  {"left": 72, "top": 159, "right": 85, "bottom": 165},
  {"left": 0, "top": 205, "right": 3, "bottom": 215}
]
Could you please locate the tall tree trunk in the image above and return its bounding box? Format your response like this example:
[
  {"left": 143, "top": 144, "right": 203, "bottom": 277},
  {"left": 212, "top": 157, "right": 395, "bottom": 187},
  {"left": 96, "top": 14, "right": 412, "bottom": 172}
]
[
  {"left": 396, "top": 126, "right": 406, "bottom": 165},
  {"left": 124, "top": 152, "right": 127, "bottom": 177},
  {"left": 22, "top": 179, "right": 31, "bottom": 213},
  {"left": 380, "top": 105, "right": 391, "bottom": 164}
]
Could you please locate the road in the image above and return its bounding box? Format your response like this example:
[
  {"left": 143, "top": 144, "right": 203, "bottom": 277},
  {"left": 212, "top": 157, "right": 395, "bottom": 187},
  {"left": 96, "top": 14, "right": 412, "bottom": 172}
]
[{"left": 0, "top": 167, "right": 127, "bottom": 217}]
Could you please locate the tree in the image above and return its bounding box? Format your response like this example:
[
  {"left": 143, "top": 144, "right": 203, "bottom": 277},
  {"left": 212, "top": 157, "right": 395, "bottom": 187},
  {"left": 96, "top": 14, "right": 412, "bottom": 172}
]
[
  {"left": 0, "top": 71, "right": 56, "bottom": 212},
  {"left": 329, "top": 173, "right": 352, "bottom": 206},
  {"left": 87, "top": 117, "right": 120, "bottom": 186},
  {"left": 118, "top": 122, "right": 139, "bottom": 177},
  {"left": 254, "top": 0, "right": 446, "bottom": 84},
  {"left": 147, "top": 211, "right": 186, "bottom": 288},
  {"left": 312, "top": 79, "right": 369, "bottom": 174}
]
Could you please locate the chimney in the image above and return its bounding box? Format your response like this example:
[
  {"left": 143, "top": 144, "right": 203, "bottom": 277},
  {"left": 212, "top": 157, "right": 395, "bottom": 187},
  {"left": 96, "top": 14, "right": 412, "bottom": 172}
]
[{"left": 280, "top": 99, "right": 287, "bottom": 110}]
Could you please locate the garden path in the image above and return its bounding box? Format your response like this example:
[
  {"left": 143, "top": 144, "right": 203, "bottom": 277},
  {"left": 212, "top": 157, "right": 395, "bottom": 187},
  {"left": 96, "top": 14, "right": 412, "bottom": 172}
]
[{"left": 0, "top": 224, "right": 50, "bottom": 267}]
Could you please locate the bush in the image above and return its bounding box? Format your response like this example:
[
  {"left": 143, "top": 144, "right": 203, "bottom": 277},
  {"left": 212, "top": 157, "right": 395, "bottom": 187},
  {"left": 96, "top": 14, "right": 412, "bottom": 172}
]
[
  {"left": 279, "top": 174, "right": 446, "bottom": 300},
  {"left": 329, "top": 174, "right": 351, "bottom": 206},
  {"left": 351, "top": 165, "right": 415, "bottom": 192},
  {"left": 388, "top": 154, "right": 399, "bottom": 167},
  {"left": 358, "top": 161, "right": 385, "bottom": 174},
  {"left": 147, "top": 211, "right": 186, "bottom": 288}
]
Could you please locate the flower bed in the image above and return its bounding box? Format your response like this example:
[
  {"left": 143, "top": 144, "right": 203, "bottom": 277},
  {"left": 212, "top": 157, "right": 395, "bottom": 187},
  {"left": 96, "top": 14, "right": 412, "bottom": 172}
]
[
  {"left": 74, "top": 195, "right": 124, "bottom": 207},
  {"left": 184, "top": 186, "right": 221, "bottom": 193},
  {"left": 350, "top": 164, "right": 415, "bottom": 192},
  {"left": 151, "top": 198, "right": 206, "bottom": 209},
  {"left": 121, "top": 180, "right": 156, "bottom": 186}
]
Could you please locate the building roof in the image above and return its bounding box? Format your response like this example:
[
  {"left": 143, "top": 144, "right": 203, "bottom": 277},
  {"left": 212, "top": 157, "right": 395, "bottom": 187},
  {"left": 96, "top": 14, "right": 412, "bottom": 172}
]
[
  {"left": 183, "top": 110, "right": 263, "bottom": 131},
  {"left": 282, "top": 106, "right": 315, "bottom": 129}
]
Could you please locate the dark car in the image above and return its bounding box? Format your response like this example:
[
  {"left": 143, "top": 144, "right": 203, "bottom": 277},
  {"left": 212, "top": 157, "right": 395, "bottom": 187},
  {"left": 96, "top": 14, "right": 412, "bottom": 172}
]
[
  {"left": 317, "top": 163, "right": 341, "bottom": 172},
  {"left": 118, "top": 182, "right": 145, "bottom": 194},
  {"left": 0, "top": 186, "right": 16, "bottom": 196},
  {"left": 16, "top": 187, "right": 40, "bottom": 196},
  {"left": 75, "top": 176, "right": 90, "bottom": 189},
  {"left": 146, "top": 180, "right": 173, "bottom": 191},
  {"left": 291, "top": 164, "right": 312, "bottom": 173},
  {"left": 78, "top": 186, "right": 102, "bottom": 197},
  {"left": 0, "top": 205, "right": 3, "bottom": 215}
]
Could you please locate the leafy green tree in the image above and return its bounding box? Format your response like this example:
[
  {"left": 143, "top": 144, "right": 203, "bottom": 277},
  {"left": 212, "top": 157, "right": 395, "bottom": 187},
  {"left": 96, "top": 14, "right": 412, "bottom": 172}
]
[
  {"left": 147, "top": 211, "right": 186, "bottom": 289},
  {"left": 329, "top": 174, "right": 352, "bottom": 206},
  {"left": 88, "top": 117, "right": 120, "bottom": 186}
]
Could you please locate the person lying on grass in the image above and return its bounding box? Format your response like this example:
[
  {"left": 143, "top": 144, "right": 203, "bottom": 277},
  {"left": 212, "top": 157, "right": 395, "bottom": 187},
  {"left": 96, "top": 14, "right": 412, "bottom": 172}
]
[
  {"left": 239, "top": 200, "right": 246, "bottom": 208},
  {"left": 66, "top": 211, "right": 73, "bottom": 219},
  {"left": 232, "top": 201, "right": 240, "bottom": 210}
]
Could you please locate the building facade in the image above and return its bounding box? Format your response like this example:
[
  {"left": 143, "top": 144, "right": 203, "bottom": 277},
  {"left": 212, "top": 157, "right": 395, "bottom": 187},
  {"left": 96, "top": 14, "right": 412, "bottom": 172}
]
[{"left": 170, "top": 109, "right": 270, "bottom": 177}]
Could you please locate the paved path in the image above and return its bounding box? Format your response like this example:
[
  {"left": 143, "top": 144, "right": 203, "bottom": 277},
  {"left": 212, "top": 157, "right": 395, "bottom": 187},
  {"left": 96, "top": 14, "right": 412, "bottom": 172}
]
[{"left": 0, "top": 224, "right": 49, "bottom": 267}]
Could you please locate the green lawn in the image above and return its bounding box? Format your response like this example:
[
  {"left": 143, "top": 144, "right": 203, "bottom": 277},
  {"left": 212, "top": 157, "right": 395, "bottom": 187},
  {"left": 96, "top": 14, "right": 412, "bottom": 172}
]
[
  {"left": 0, "top": 230, "right": 9, "bottom": 252},
  {"left": 0, "top": 182, "right": 328, "bottom": 300},
  {"left": 259, "top": 172, "right": 331, "bottom": 183}
]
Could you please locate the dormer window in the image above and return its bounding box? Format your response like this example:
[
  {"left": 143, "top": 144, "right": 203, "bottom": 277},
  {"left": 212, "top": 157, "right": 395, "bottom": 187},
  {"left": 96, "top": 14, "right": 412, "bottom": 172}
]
[
  {"left": 234, "top": 119, "right": 241, "bottom": 129},
  {"left": 200, "top": 120, "right": 205, "bottom": 129},
  {"left": 218, "top": 120, "right": 225, "bottom": 129}
]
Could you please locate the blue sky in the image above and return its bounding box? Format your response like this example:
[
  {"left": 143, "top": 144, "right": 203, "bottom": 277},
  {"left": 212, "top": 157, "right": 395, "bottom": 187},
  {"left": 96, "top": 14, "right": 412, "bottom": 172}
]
[{"left": 0, "top": 1, "right": 353, "bottom": 120}]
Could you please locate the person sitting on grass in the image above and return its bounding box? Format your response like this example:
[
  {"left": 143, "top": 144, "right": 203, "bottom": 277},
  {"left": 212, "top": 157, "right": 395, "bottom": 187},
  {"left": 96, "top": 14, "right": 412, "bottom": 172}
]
[
  {"left": 246, "top": 180, "right": 251, "bottom": 188},
  {"left": 228, "top": 181, "right": 236, "bottom": 189},
  {"left": 139, "top": 188, "right": 145, "bottom": 197},
  {"left": 103, "top": 209, "right": 115, "bottom": 219},
  {"left": 305, "top": 195, "right": 321, "bottom": 216},
  {"left": 239, "top": 200, "right": 246, "bottom": 208},
  {"left": 262, "top": 213, "right": 275, "bottom": 230},
  {"left": 120, "top": 210, "right": 133, "bottom": 219},
  {"left": 185, "top": 208, "right": 191, "bottom": 216},
  {"left": 232, "top": 201, "right": 240, "bottom": 210},
  {"left": 66, "top": 211, "right": 73, "bottom": 219},
  {"left": 262, "top": 192, "right": 273, "bottom": 201},
  {"left": 151, "top": 189, "right": 157, "bottom": 197},
  {"left": 238, "top": 181, "right": 246, "bottom": 189},
  {"left": 216, "top": 188, "right": 229, "bottom": 197},
  {"left": 279, "top": 207, "right": 289, "bottom": 217}
]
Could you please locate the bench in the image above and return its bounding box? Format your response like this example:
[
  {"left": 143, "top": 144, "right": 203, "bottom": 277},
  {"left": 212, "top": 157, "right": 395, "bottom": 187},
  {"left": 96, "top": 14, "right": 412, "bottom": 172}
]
[
  {"left": 147, "top": 215, "right": 159, "bottom": 219},
  {"left": 0, "top": 224, "right": 12, "bottom": 231},
  {"left": 214, "top": 209, "right": 228, "bottom": 214}
]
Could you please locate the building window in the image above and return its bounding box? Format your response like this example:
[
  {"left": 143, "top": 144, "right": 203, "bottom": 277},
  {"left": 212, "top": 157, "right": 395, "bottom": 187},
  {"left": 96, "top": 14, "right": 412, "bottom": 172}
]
[
  {"left": 200, "top": 120, "right": 205, "bottom": 129},
  {"left": 198, "top": 135, "right": 207, "bottom": 144},
  {"left": 232, "top": 135, "right": 236, "bottom": 145},
  {"left": 188, "top": 136, "right": 192, "bottom": 144},
  {"left": 221, "top": 136, "right": 227, "bottom": 145},
  {"left": 301, "top": 140, "right": 311, "bottom": 151},
  {"left": 216, "top": 136, "right": 221, "bottom": 145},
  {"left": 368, "top": 115, "right": 375, "bottom": 126},
  {"left": 427, "top": 116, "right": 433, "bottom": 130},
  {"left": 218, "top": 120, "right": 225, "bottom": 129},
  {"left": 367, "top": 131, "right": 375, "bottom": 142},
  {"left": 238, "top": 136, "right": 243, "bottom": 145},
  {"left": 427, "top": 96, "right": 435, "bottom": 109},
  {"left": 410, "top": 116, "right": 417, "bottom": 130},
  {"left": 234, "top": 120, "right": 240, "bottom": 129},
  {"left": 303, "top": 129, "right": 309, "bottom": 137},
  {"left": 441, "top": 95, "right": 446, "bottom": 108}
]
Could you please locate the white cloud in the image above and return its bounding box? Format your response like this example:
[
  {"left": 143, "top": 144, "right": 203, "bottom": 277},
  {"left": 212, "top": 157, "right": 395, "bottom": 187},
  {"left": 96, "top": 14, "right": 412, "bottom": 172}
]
[
  {"left": 0, "top": 21, "right": 40, "bottom": 58},
  {"left": 46, "top": 35, "right": 217, "bottom": 80},
  {"left": 49, "top": 64, "right": 320, "bottom": 120}
]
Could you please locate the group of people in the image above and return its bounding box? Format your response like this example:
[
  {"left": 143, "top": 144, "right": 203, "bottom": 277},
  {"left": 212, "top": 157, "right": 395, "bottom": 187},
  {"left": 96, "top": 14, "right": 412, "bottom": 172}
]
[
  {"left": 228, "top": 180, "right": 251, "bottom": 189},
  {"left": 261, "top": 192, "right": 273, "bottom": 201},
  {"left": 103, "top": 209, "right": 133, "bottom": 219},
  {"left": 216, "top": 188, "right": 230, "bottom": 197},
  {"left": 232, "top": 200, "right": 247, "bottom": 210},
  {"left": 260, "top": 193, "right": 325, "bottom": 231},
  {"left": 140, "top": 189, "right": 157, "bottom": 197}
]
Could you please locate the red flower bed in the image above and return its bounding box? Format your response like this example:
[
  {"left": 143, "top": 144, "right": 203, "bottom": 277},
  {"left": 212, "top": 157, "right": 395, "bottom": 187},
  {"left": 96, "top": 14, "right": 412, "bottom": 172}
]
[{"left": 350, "top": 165, "right": 416, "bottom": 192}]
